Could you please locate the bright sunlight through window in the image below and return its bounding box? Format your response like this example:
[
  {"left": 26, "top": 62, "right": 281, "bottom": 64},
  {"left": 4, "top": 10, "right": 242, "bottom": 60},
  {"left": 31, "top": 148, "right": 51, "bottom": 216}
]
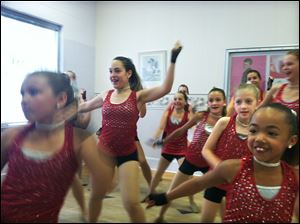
[{"left": 1, "top": 7, "right": 61, "bottom": 127}]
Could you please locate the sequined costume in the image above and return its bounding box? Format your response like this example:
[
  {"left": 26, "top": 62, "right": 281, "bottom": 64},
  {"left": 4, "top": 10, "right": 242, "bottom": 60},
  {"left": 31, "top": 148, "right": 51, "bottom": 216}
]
[
  {"left": 99, "top": 90, "right": 139, "bottom": 156},
  {"left": 213, "top": 114, "right": 252, "bottom": 191},
  {"left": 162, "top": 107, "right": 189, "bottom": 156},
  {"left": 272, "top": 83, "right": 299, "bottom": 117},
  {"left": 1, "top": 123, "right": 78, "bottom": 223},
  {"left": 185, "top": 112, "right": 210, "bottom": 168},
  {"left": 223, "top": 156, "right": 298, "bottom": 223}
]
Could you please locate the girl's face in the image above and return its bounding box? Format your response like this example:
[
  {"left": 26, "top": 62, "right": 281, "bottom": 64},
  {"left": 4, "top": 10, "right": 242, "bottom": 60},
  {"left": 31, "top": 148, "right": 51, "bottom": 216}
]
[
  {"left": 173, "top": 93, "right": 186, "bottom": 109},
  {"left": 207, "top": 91, "right": 225, "bottom": 115},
  {"left": 234, "top": 89, "right": 257, "bottom": 120},
  {"left": 21, "top": 76, "right": 57, "bottom": 122},
  {"left": 247, "top": 72, "right": 261, "bottom": 88},
  {"left": 109, "top": 60, "right": 131, "bottom": 89},
  {"left": 248, "top": 108, "right": 296, "bottom": 163},
  {"left": 282, "top": 54, "right": 299, "bottom": 82}
]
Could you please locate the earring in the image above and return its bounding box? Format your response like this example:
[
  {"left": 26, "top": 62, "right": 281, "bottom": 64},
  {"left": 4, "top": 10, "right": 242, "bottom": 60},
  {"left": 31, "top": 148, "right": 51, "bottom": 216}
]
[
  {"left": 288, "top": 145, "right": 293, "bottom": 149},
  {"left": 57, "top": 103, "right": 61, "bottom": 109}
]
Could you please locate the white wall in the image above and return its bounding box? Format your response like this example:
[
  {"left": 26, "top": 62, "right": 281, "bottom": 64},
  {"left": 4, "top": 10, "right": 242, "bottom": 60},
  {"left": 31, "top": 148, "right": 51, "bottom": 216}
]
[{"left": 94, "top": 1, "right": 299, "bottom": 172}]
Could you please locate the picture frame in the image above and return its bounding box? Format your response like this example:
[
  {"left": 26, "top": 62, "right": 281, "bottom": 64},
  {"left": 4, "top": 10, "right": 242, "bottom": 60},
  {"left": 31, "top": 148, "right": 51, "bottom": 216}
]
[
  {"left": 146, "top": 93, "right": 208, "bottom": 111},
  {"left": 224, "top": 45, "right": 299, "bottom": 99},
  {"left": 139, "top": 50, "right": 167, "bottom": 89}
]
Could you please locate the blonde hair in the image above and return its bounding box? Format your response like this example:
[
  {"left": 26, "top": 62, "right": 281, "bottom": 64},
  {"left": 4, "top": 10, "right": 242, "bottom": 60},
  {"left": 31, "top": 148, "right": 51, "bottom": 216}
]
[{"left": 235, "top": 83, "right": 259, "bottom": 100}]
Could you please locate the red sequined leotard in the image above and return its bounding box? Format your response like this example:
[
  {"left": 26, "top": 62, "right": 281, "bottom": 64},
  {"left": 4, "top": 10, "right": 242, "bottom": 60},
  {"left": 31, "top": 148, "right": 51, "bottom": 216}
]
[
  {"left": 162, "top": 107, "right": 189, "bottom": 155},
  {"left": 223, "top": 156, "right": 298, "bottom": 223},
  {"left": 99, "top": 90, "right": 139, "bottom": 156},
  {"left": 272, "top": 83, "right": 299, "bottom": 117},
  {"left": 185, "top": 112, "right": 209, "bottom": 167},
  {"left": 162, "top": 107, "right": 189, "bottom": 156},
  {"left": 1, "top": 123, "right": 78, "bottom": 223},
  {"left": 213, "top": 114, "right": 252, "bottom": 191}
]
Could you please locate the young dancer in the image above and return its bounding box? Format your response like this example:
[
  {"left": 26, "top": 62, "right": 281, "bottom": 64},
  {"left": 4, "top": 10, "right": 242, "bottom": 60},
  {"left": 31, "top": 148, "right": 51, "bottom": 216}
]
[
  {"left": 1, "top": 71, "right": 111, "bottom": 223},
  {"left": 78, "top": 41, "right": 183, "bottom": 222},
  {"left": 149, "top": 91, "right": 193, "bottom": 199},
  {"left": 146, "top": 103, "right": 299, "bottom": 223},
  {"left": 261, "top": 49, "right": 298, "bottom": 117},
  {"left": 152, "top": 87, "right": 227, "bottom": 222},
  {"left": 227, "top": 69, "right": 265, "bottom": 116},
  {"left": 200, "top": 83, "right": 259, "bottom": 222}
]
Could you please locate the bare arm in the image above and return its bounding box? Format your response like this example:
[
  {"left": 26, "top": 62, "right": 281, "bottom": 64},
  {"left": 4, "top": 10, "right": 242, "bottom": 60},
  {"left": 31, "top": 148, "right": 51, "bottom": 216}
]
[
  {"left": 166, "top": 159, "right": 241, "bottom": 201},
  {"left": 146, "top": 159, "right": 241, "bottom": 208},
  {"left": 74, "top": 112, "right": 91, "bottom": 129},
  {"left": 139, "top": 104, "right": 147, "bottom": 118},
  {"left": 78, "top": 132, "right": 112, "bottom": 222},
  {"left": 258, "top": 85, "right": 279, "bottom": 108},
  {"left": 152, "top": 110, "right": 169, "bottom": 140},
  {"left": 202, "top": 117, "right": 230, "bottom": 169},
  {"left": 137, "top": 41, "right": 182, "bottom": 105},
  {"left": 1, "top": 131, "right": 10, "bottom": 170},
  {"left": 79, "top": 93, "right": 104, "bottom": 113},
  {"left": 1, "top": 127, "right": 24, "bottom": 170},
  {"left": 164, "top": 112, "right": 204, "bottom": 145},
  {"left": 226, "top": 96, "right": 235, "bottom": 117}
]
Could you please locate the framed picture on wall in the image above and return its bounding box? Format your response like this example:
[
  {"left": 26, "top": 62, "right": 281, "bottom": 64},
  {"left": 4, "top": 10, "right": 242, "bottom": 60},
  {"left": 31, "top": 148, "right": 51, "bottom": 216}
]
[
  {"left": 139, "top": 50, "right": 167, "bottom": 89},
  {"left": 224, "top": 45, "right": 299, "bottom": 99}
]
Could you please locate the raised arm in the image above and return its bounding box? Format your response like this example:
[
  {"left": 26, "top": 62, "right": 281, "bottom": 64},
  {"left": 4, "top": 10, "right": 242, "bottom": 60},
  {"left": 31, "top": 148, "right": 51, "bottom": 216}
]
[
  {"left": 226, "top": 96, "right": 235, "bottom": 117},
  {"left": 258, "top": 85, "right": 279, "bottom": 108},
  {"left": 138, "top": 41, "right": 183, "bottom": 104},
  {"left": 74, "top": 112, "right": 91, "bottom": 129},
  {"left": 202, "top": 117, "right": 230, "bottom": 169},
  {"left": 139, "top": 104, "right": 147, "bottom": 118}
]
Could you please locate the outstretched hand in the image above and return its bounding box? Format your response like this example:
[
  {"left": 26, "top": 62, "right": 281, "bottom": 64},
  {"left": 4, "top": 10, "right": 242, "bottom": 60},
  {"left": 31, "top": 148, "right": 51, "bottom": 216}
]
[
  {"left": 145, "top": 193, "right": 169, "bottom": 209},
  {"left": 145, "top": 138, "right": 164, "bottom": 148},
  {"left": 171, "top": 41, "right": 183, "bottom": 63}
]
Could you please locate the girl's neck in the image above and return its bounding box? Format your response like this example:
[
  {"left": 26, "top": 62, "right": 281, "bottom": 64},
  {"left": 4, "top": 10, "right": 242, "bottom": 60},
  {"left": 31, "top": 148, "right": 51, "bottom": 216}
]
[
  {"left": 209, "top": 112, "right": 222, "bottom": 119},
  {"left": 175, "top": 107, "right": 184, "bottom": 113},
  {"left": 116, "top": 85, "right": 131, "bottom": 94},
  {"left": 253, "top": 156, "right": 281, "bottom": 168},
  {"left": 236, "top": 115, "right": 250, "bottom": 128},
  {"left": 35, "top": 120, "right": 65, "bottom": 131}
]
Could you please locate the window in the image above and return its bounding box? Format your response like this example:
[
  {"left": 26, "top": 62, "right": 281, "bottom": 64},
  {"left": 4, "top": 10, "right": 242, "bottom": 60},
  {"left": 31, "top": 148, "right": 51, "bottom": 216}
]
[{"left": 1, "top": 6, "right": 61, "bottom": 127}]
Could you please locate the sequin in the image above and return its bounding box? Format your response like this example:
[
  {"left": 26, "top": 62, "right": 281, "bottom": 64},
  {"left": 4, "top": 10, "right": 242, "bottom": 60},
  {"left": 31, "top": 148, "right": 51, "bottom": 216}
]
[
  {"left": 185, "top": 112, "right": 211, "bottom": 167},
  {"left": 99, "top": 90, "right": 139, "bottom": 156},
  {"left": 1, "top": 123, "right": 78, "bottom": 222},
  {"left": 211, "top": 115, "right": 252, "bottom": 191},
  {"left": 272, "top": 83, "right": 299, "bottom": 118},
  {"left": 223, "top": 156, "right": 298, "bottom": 223},
  {"left": 162, "top": 106, "right": 189, "bottom": 156}
]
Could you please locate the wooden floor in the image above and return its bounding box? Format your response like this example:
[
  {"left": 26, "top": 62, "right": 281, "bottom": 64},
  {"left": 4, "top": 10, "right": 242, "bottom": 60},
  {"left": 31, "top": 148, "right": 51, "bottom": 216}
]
[{"left": 59, "top": 167, "right": 222, "bottom": 223}]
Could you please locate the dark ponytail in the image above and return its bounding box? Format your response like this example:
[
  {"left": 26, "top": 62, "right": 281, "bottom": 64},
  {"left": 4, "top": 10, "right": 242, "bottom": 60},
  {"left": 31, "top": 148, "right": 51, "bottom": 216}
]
[{"left": 114, "top": 56, "right": 143, "bottom": 91}]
